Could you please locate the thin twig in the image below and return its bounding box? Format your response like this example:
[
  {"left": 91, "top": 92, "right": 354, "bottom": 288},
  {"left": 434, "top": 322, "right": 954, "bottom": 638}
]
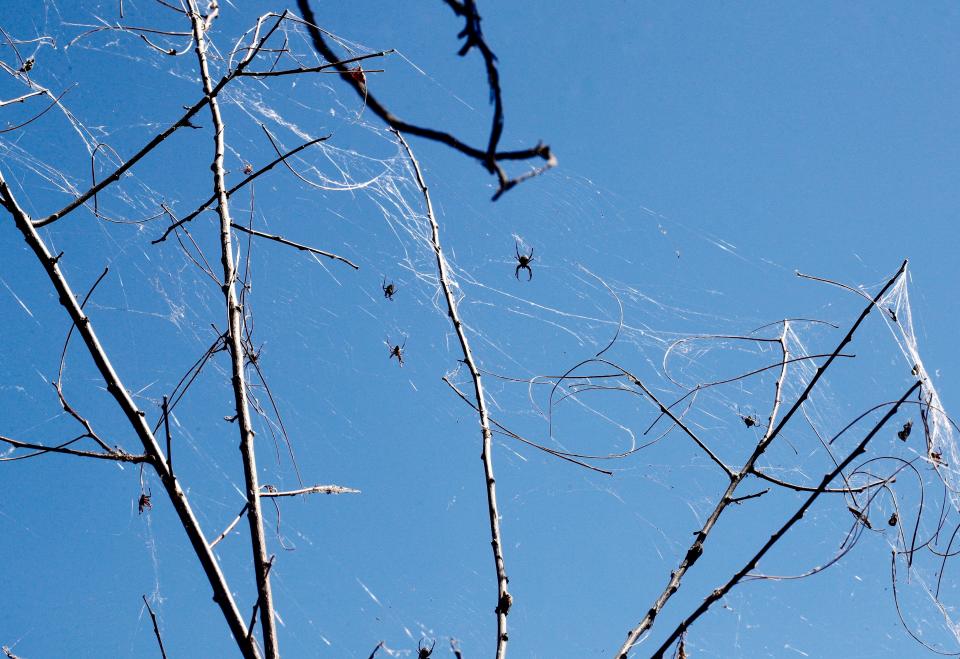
[
  {"left": 395, "top": 129, "right": 510, "bottom": 659},
  {"left": 260, "top": 484, "right": 360, "bottom": 497},
  {"left": 53, "top": 265, "right": 113, "bottom": 453},
  {"left": 0, "top": 434, "right": 148, "bottom": 463},
  {"left": 0, "top": 89, "right": 44, "bottom": 106},
  {"left": 443, "top": 376, "right": 614, "bottom": 474},
  {"left": 247, "top": 556, "right": 276, "bottom": 647},
  {"left": 229, "top": 223, "right": 358, "bottom": 269},
  {"left": 558, "top": 358, "right": 733, "bottom": 478},
  {"left": 161, "top": 396, "right": 173, "bottom": 474},
  {"left": 210, "top": 504, "right": 249, "bottom": 549},
  {"left": 238, "top": 49, "right": 392, "bottom": 77},
  {"left": 729, "top": 489, "right": 769, "bottom": 505},
  {"left": 142, "top": 595, "right": 169, "bottom": 659}
]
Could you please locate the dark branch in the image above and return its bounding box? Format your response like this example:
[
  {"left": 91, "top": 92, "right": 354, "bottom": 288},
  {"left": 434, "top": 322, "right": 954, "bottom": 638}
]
[
  {"left": 142, "top": 595, "right": 169, "bottom": 659},
  {"left": 294, "top": 0, "right": 554, "bottom": 199}
]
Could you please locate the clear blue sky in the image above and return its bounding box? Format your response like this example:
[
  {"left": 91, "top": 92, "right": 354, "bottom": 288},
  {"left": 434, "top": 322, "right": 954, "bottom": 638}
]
[{"left": 1, "top": 2, "right": 958, "bottom": 657}]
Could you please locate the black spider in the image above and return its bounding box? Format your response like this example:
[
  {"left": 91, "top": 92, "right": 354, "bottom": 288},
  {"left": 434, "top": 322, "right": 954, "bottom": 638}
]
[
  {"left": 897, "top": 419, "right": 912, "bottom": 441},
  {"left": 387, "top": 338, "right": 406, "bottom": 367},
  {"left": 417, "top": 639, "right": 435, "bottom": 659},
  {"left": 737, "top": 407, "right": 759, "bottom": 428},
  {"left": 514, "top": 242, "right": 534, "bottom": 281},
  {"left": 382, "top": 277, "right": 397, "bottom": 300},
  {"left": 138, "top": 488, "right": 152, "bottom": 515}
]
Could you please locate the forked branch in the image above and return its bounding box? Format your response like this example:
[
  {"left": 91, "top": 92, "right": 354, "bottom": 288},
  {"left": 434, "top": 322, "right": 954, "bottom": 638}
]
[
  {"left": 295, "top": 0, "right": 554, "bottom": 200},
  {"left": 615, "top": 261, "right": 908, "bottom": 658},
  {"left": 648, "top": 380, "right": 923, "bottom": 658},
  {"left": 0, "top": 173, "right": 258, "bottom": 659}
]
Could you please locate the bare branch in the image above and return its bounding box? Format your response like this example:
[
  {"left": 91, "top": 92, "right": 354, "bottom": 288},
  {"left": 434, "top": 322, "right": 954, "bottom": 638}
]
[
  {"left": 295, "top": 0, "right": 555, "bottom": 200},
  {"left": 237, "top": 49, "right": 393, "bottom": 77},
  {"left": 648, "top": 380, "right": 923, "bottom": 658},
  {"left": 0, "top": 434, "right": 148, "bottom": 463},
  {"left": 210, "top": 503, "right": 249, "bottom": 549},
  {"left": 395, "top": 129, "right": 511, "bottom": 659},
  {"left": 152, "top": 131, "right": 330, "bottom": 244},
  {"left": 142, "top": 595, "right": 169, "bottom": 659},
  {"left": 0, "top": 89, "right": 44, "bottom": 106},
  {"left": 443, "top": 376, "right": 614, "bottom": 474},
  {"left": 35, "top": 12, "right": 288, "bottom": 228},
  {"left": 260, "top": 484, "right": 360, "bottom": 497},
  {"left": 1, "top": 155, "right": 258, "bottom": 659},
  {"left": 186, "top": 4, "right": 279, "bottom": 655},
  {"left": 229, "top": 223, "right": 358, "bottom": 269}
]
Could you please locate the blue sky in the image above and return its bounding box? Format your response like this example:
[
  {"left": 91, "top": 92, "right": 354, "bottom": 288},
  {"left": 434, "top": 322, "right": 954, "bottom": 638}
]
[{"left": 1, "top": 2, "right": 958, "bottom": 658}]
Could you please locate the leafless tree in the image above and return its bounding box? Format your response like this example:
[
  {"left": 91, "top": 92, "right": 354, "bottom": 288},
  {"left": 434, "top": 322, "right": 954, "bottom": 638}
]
[
  {"left": 0, "top": 1, "right": 550, "bottom": 657},
  {"left": 1, "top": 2, "right": 956, "bottom": 659}
]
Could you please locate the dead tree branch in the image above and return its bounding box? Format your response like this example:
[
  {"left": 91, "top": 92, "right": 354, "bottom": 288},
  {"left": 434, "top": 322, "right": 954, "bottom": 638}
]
[
  {"left": 295, "top": 0, "right": 554, "bottom": 200},
  {"left": 228, "top": 223, "right": 358, "bottom": 269},
  {"left": 648, "top": 379, "right": 923, "bottom": 658},
  {"left": 616, "top": 261, "right": 909, "bottom": 658},
  {"left": 0, "top": 434, "right": 148, "bottom": 463},
  {"left": 186, "top": 3, "right": 278, "bottom": 656},
  {"left": 34, "top": 12, "right": 287, "bottom": 228},
  {"left": 0, "top": 173, "right": 259, "bottom": 659},
  {"left": 395, "top": 129, "right": 511, "bottom": 659},
  {"left": 142, "top": 595, "right": 169, "bottom": 659},
  {"left": 260, "top": 484, "right": 360, "bottom": 497}
]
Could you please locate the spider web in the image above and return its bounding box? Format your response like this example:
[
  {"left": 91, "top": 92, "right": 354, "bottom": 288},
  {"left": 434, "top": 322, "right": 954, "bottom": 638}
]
[{"left": 0, "top": 2, "right": 957, "bottom": 658}]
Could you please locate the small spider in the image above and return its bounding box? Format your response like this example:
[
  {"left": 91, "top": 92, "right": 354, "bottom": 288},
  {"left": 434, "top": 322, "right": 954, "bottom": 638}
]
[
  {"left": 382, "top": 277, "right": 397, "bottom": 300},
  {"left": 417, "top": 639, "right": 436, "bottom": 659},
  {"left": 514, "top": 242, "right": 534, "bottom": 281},
  {"left": 737, "top": 408, "right": 760, "bottom": 428},
  {"left": 897, "top": 419, "right": 912, "bottom": 441},
  {"left": 246, "top": 342, "right": 263, "bottom": 366},
  {"left": 387, "top": 338, "right": 406, "bottom": 367},
  {"left": 138, "top": 489, "right": 152, "bottom": 515},
  {"left": 243, "top": 163, "right": 254, "bottom": 175},
  {"left": 888, "top": 511, "right": 898, "bottom": 527},
  {"left": 348, "top": 66, "right": 366, "bottom": 87}
]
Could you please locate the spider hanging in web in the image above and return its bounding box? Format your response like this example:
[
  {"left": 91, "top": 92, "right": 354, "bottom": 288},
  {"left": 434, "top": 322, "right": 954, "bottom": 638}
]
[
  {"left": 737, "top": 407, "right": 760, "bottom": 428},
  {"left": 514, "top": 241, "right": 534, "bottom": 281},
  {"left": 382, "top": 277, "right": 397, "bottom": 300},
  {"left": 138, "top": 488, "right": 152, "bottom": 515},
  {"left": 417, "top": 639, "right": 435, "bottom": 659},
  {"left": 386, "top": 337, "right": 406, "bottom": 367}
]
